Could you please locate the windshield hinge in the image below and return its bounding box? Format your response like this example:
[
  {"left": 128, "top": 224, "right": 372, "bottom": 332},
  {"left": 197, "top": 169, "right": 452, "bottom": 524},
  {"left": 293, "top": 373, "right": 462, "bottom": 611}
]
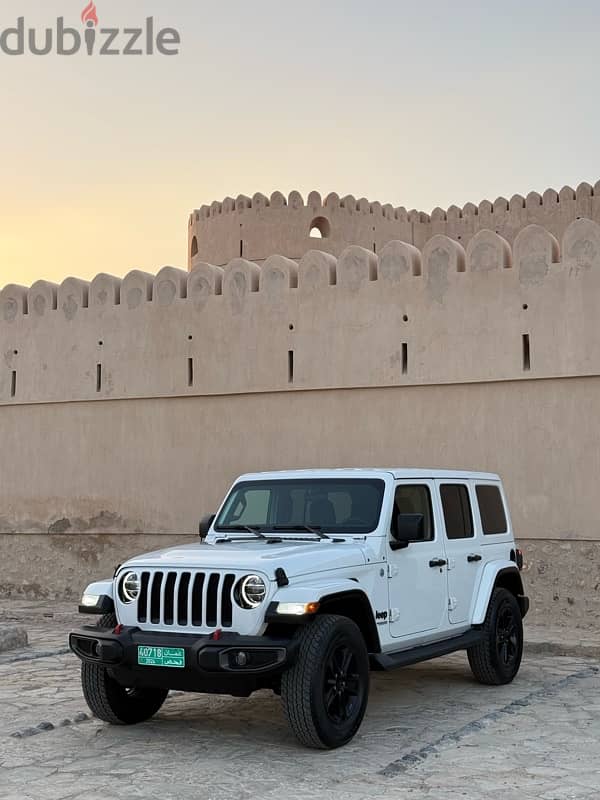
[{"left": 275, "top": 567, "right": 289, "bottom": 587}]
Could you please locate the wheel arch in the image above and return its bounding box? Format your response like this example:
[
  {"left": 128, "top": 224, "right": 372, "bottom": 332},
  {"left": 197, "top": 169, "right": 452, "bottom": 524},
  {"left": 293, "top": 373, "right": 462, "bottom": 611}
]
[
  {"left": 472, "top": 562, "right": 527, "bottom": 624},
  {"left": 265, "top": 583, "right": 380, "bottom": 653},
  {"left": 317, "top": 590, "right": 381, "bottom": 653}
]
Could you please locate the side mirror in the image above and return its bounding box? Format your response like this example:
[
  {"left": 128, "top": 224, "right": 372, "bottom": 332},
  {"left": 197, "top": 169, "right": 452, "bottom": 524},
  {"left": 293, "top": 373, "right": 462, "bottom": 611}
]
[
  {"left": 390, "top": 513, "right": 425, "bottom": 551},
  {"left": 199, "top": 514, "right": 215, "bottom": 539}
]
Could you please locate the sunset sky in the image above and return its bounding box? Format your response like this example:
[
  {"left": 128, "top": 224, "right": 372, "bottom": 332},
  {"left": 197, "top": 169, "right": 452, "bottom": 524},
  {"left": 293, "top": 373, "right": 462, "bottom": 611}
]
[{"left": 1, "top": 0, "right": 599, "bottom": 287}]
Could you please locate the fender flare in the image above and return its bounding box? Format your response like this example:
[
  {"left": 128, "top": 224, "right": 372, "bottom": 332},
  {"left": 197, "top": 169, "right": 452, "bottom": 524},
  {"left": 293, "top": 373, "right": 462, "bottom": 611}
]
[
  {"left": 269, "top": 577, "right": 367, "bottom": 606},
  {"left": 471, "top": 562, "right": 525, "bottom": 624},
  {"left": 266, "top": 579, "right": 379, "bottom": 650}
]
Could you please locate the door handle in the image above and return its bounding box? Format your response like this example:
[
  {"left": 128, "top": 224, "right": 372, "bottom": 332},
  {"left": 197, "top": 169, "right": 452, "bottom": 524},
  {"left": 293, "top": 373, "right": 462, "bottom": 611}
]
[
  {"left": 467, "top": 554, "right": 482, "bottom": 563},
  {"left": 429, "top": 558, "right": 447, "bottom": 568}
]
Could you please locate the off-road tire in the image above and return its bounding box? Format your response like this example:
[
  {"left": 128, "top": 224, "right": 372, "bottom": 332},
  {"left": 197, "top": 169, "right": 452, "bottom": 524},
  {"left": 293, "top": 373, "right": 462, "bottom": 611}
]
[
  {"left": 281, "top": 614, "right": 369, "bottom": 749},
  {"left": 468, "top": 587, "right": 523, "bottom": 685},
  {"left": 80, "top": 612, "right": 168, "bottom": 725}
]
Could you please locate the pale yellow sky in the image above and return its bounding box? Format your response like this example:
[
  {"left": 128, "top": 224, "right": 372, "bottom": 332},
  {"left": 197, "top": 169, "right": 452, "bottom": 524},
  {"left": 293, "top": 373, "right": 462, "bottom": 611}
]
[{"left": 1, "top": 0, "right": 598, "bottom": 287}]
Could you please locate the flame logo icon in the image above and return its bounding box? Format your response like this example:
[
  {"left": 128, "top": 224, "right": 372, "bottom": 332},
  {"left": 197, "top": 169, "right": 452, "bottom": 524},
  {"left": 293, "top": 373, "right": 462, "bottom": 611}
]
[{"left": 81, "top": 1, "right": 99, "bottom": 27}]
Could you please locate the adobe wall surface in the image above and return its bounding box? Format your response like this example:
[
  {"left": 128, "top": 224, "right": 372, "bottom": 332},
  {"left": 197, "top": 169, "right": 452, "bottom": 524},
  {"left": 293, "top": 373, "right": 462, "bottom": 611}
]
[
  {"left": 0, "top": 382, "right": 598, "bottom": 626},
  {"left": 3, "top": 219, "right": 600, "bottom": 404},
  {"left": 188, "top": 183, "right": 600, "bottom": 267},
  {"left": 1, "top": 534, "right": 592, "bottom": 629},
  {"left": 1, "top": 190, "right": 600, "bottom": 624}
]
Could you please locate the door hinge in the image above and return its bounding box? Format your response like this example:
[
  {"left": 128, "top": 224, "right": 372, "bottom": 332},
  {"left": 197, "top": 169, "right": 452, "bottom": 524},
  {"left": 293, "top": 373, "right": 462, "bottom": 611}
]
[
  {"left": 387, "top": 563, "right": 399, "bottom": 578},
  {"left": 448, "top": 596, "right": 457, "bottom": 611},
  {"left": 389, "top": 608, "right": 400, "bottom": 622},
  {"left": 446, "top": 558, "right": 456, "bottom": 571}
]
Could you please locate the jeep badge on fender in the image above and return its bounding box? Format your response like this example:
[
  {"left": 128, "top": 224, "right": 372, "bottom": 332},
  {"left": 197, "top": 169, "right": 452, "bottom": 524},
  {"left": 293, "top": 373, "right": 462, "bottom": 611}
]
[{"left": 70, "top": 468, "right": 529, "bottom": 749}]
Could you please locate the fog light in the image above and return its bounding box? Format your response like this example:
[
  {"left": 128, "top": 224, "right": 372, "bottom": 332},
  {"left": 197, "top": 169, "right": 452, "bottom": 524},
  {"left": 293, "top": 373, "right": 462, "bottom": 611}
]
[{"left": 235, "top": 651, "right": 249, "bottom": 667}]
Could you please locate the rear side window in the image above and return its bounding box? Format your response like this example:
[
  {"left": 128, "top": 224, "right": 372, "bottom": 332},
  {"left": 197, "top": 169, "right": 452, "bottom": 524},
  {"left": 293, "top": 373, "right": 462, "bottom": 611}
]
[
  {"left": 440, "top": 484, "right": 473, "bottom": 539},
  {"left": 476, "top": 485, "right": 508, "bottom": 535}
]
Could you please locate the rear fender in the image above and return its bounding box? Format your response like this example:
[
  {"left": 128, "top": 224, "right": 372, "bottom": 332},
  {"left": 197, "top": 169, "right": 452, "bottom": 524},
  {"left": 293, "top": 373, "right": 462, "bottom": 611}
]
[{"left": 472, "top": 562, "right": 525, "bottom": 624}]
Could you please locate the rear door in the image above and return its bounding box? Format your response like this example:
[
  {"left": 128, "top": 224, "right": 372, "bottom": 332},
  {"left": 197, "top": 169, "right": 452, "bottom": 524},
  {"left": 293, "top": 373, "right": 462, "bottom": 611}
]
[{"left": 437, "top": 481, "right": 481, "bottom": 625}]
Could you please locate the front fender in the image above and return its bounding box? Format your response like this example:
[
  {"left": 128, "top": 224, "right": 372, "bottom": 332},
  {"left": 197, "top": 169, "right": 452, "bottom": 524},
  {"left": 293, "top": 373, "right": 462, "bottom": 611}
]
[
  {"left": 266, "top": 578, "right": 370, "bottom": 624},
  {"left": 471, "top": 561, "right": 524, "bottom": 624},
  {"left": 270, "top": 578, "right": 367, "bottom": 606}
]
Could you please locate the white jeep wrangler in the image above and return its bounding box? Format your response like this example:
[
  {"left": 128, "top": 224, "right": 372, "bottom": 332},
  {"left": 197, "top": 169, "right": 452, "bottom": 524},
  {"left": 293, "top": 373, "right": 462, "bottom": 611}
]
[{"left": 70, "top": 468, "right": 528, "bottom": 749}]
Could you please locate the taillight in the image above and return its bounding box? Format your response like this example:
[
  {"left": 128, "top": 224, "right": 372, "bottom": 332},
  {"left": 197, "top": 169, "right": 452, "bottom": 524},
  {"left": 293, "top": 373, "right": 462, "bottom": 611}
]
[{"left": 515, "top": 549, "right": 524, "bottom": 570}]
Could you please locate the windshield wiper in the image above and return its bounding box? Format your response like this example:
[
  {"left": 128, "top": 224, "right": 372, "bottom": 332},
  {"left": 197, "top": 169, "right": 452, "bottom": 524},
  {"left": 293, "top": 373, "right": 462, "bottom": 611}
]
[
  {"left": 272, "top": 525, "right": 342, "bottom": 542},
  {"left": 218, "top": 525, "right": 282, "bottom": 543}
]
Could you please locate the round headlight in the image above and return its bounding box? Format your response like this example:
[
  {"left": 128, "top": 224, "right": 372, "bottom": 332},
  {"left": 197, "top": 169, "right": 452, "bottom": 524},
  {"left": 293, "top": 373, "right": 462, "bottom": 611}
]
[
  {"left": 236, "top": 575, "right": 266, "bottom": 609},
  {"left": 120, "top": 571, "right": 140, "bottom": 603}
]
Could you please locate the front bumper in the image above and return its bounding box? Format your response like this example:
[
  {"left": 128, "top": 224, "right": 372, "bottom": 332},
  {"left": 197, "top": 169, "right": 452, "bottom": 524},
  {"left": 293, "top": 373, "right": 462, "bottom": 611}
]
[{"left": 69, "top": 625, "right": 298, "bottom": 695}]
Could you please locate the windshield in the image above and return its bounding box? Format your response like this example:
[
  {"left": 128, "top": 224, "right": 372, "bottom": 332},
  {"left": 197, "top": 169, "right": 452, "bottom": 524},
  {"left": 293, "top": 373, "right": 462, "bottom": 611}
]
[{"left": 215, "top": 478, "right": 385, "bottom": 535}]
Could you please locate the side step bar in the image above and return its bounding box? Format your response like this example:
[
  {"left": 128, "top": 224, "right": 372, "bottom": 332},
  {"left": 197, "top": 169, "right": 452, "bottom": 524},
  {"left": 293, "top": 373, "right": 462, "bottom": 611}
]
[{"left": 371, "top": 628, "right": 483, "bottom": 671}]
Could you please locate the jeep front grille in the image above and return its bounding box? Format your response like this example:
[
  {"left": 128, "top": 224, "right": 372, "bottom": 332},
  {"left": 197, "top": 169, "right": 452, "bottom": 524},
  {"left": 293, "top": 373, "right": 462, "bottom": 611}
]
[{"left": 137, "top": 571, "right": 236, "bottom": 628}]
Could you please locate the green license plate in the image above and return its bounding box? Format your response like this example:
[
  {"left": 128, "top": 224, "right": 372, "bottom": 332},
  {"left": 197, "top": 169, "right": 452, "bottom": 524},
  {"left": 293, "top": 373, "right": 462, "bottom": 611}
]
[{"left": 137, "top": 646, "right": 185, "bottom": 668}]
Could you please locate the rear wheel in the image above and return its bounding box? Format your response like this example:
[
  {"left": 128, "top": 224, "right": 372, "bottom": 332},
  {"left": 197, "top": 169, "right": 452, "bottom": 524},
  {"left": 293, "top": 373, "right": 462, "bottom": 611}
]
[
  {"left": 468, "top": 588, "right": 523, "bottom": 685},
  {"left": 80, "top": 613, "right": 168, "bottom": 725},
  {"left": 281, "top": 614, "right": 369, "bottom": 749}
]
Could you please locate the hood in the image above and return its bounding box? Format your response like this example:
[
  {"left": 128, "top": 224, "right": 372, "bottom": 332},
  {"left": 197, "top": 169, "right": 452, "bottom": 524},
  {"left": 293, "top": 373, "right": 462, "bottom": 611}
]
[{"left": 121, "top": 538, "right": 371, "bottom": 580}]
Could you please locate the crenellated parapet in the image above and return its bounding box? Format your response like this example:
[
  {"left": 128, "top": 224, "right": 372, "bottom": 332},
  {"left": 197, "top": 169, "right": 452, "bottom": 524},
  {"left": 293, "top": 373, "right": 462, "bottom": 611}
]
[
  {"left": 3, "top": 219, "right": 600, "bottom": 405},
  {"left": 188, "top": 190, "right": 415, "bottom": 268},
  {"left": 188, "top": 182, "right": 600, "bottom": 269}
]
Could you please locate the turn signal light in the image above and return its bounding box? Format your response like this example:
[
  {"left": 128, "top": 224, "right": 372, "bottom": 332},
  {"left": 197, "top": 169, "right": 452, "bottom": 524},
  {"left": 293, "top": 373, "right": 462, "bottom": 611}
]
[{"left": 276, "top": 602, "right": 320, "bottom": 616}]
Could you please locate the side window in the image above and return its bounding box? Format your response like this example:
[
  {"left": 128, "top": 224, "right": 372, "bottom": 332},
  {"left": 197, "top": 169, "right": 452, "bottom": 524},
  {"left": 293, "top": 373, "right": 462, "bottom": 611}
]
[
  {"left": 440, "top": 484, "right": 473, "bottom": 539},
  {"left": 393, "top": 485, "right": 434, "bottom": 541},
  {"left": 476, "top": 485, "right": 508, "bottom": 535}
]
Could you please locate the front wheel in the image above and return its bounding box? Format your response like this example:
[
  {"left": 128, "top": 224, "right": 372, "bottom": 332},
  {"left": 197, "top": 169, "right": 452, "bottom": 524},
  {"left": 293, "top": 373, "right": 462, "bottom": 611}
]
[
  {"left": 281, "top": 614, "right": 369, "bottom": 749},
  {"left": 80, "top": 612, "right": 168, "bottom": 725},
  {"left": 468, "top": 587, "right": 523, "bottom": 685}
]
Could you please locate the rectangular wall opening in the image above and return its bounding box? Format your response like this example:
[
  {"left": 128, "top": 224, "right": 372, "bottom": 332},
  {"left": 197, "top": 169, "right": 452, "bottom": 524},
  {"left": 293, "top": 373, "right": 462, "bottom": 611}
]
[
  {"left": 522, "top": 334, "right": 531, "bottom": 372},
  {"left": 402, "top": 342, "right": 408, "bottom": 375},
  {"left": 96, "top": 364, "right": 102, "bottom": 393},
  {"left": 10, "top": 370, "right": 16, "bottom": 398},
  {"left": 240, "top": 239, "right": 243, "bottom": 257},
  {"left": 288, "top": 350, "right": 294, "bottom": 384},
  {"left": 188, "top": 357, "right": 194, "bottom": 388}
]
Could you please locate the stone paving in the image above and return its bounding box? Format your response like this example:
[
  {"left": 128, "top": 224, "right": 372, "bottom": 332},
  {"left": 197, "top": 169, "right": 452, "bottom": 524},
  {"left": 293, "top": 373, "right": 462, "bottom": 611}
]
[{"left": 0, "top": 605, "right": 599, "bottom": 800}]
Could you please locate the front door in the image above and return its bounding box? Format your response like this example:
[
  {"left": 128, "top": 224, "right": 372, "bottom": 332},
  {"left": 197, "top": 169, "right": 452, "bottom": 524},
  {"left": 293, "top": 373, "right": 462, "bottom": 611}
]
[{"left": 387, "top": 481, "right": 449, "bottom": 640}]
